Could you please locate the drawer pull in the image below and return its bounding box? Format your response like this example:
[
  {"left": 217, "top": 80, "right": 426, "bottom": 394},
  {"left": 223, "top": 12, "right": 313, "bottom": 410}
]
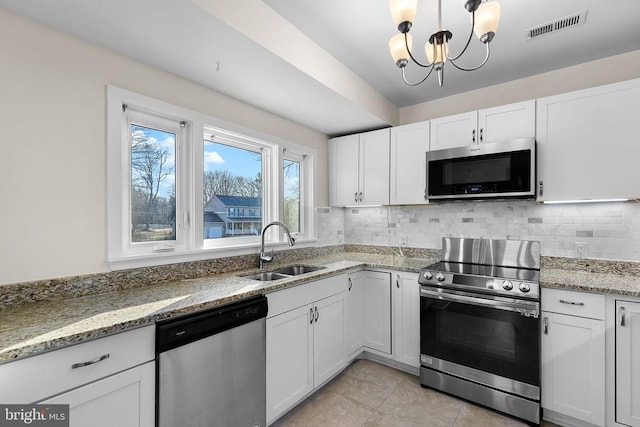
[
  {"left": 559, "top": 299, "right": 585, "bottom": 306},
  {"left": 543, "top": 317, "right": 549, "bottom": 335},
  {"left": 621, "top": 307, "right": 626, "bottom": 327},
  {"left": 71, "top": 353, "right": 110, "bottom": 369}
]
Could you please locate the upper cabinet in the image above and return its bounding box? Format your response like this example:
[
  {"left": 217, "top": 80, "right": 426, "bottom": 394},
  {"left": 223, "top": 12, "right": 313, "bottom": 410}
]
[
  {"left": 390, "top": 121, "right": 430, "bottom": 205},
  {"left": 536, "top": 78, "right": 640, "bottom": 202},
  {"left": 430, "top": 100, "right": 536, "bottom": 150},
  {"left": 329, "top": 128, "right": 390, "bottom": 206}
]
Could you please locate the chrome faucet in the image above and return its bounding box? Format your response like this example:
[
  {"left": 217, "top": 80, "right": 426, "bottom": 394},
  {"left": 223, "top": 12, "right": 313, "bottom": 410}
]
[{"left": 260, "top": 221, "right": 295, "bottom": 269}]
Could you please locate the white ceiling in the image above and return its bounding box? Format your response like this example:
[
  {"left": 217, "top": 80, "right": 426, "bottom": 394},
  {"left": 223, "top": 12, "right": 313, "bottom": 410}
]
[{"left": 2, "top": 0, "right": 640, "bottom": 136}]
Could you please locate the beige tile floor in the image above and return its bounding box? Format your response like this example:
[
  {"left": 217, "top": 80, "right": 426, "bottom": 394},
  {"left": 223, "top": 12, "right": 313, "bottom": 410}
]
[{"left": 273, "top": 359, "right": 558, "bottom": 427}]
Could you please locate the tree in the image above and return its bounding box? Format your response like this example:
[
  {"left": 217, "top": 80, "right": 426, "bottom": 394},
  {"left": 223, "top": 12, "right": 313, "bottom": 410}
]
[{"left": 131, "top": 126, "right": 174, "bottom": 233}]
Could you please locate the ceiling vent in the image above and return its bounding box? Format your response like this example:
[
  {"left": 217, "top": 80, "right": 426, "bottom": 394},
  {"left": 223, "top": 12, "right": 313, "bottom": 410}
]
[{"left": 526, "top": 10, "right": 588, "bottom": 40}]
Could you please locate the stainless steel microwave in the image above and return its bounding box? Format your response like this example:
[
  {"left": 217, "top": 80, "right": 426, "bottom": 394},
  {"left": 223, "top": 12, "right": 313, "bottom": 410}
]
[{"left": 426, "top": 138, "right": 535, "bottom": 200}]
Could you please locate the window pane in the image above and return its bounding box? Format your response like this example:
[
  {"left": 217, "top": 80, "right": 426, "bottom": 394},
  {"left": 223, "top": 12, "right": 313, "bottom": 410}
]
[
  {"left": 203, "top": 141, "right": 263, "bottom": 239},
  {"left": 130, "top": 124, "right": 176, "bottom": 243},
  {"left": 283, "top": 159, "right": 300, "bottom": 233}
]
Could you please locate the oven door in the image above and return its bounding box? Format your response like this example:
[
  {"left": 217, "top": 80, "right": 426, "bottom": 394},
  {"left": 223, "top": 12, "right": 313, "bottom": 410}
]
[{"left": 420, "top": 286, "right": 540, "bottom": 399}]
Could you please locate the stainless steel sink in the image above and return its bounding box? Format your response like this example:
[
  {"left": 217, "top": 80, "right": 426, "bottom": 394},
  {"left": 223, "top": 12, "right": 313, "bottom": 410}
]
[
  {"left": 271, "top": 265, "right": 326, "bottom": 276},
  {"left": 242, "top": 272, "right": 291, "bottom": 281}
]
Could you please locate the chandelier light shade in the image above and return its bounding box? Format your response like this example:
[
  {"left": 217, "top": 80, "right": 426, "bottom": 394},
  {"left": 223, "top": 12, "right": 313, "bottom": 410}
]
[{"left": 388, "top": 0, "right": 501, "bottom": 87}]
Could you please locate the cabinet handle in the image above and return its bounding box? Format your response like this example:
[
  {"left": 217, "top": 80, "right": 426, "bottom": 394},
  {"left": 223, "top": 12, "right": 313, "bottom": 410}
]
[
  {"left": 354, "top": 192, "right": 358, "bottom": 203},
  {"left": 71, "top": 353, "right": 110, "bottom": 369},
  {"left": 543, "top": 317, "right": 548, "bottom": 335},
  {"left": 479, "top": 128, "right": 484, "bottom": 143},
  {"left": 559, "top": 299, "right": 585, "bottom": 306},
  {"left": 348, "top": 277, "right": 352, "bottom": 291},
  {"left": 472, "top": 129, "right": 476, "bottom": 144},
  {"left": 315, "top": 306, "right": 319, "bottom": 323},
  {"left": 396, "top": 274, "right": 400, "bottom": 288},
  {"left": 621, "top": 307, "right": 626, "bottom": 327},
  {"left": 424, "top": 189, "right": 428, "bottom": 200},
  {"left": 310, "top": 307, "right": 314, "bottom": 324},
  {"left": 539, "top": 180, "right": 544, "bottom": 197},
  {"left": 359, "top": 192, "right": 363, "bottom": 202}
]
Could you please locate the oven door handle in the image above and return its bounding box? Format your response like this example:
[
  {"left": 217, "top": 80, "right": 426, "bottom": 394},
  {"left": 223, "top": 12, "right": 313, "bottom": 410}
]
[{"left": 420, "top": 288, "right": 539, "bottom": 317}]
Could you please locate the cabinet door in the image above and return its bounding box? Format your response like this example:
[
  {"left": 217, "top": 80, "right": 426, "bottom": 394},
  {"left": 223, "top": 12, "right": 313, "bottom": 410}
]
[
  {"left": 345, "top": 272, "right": 364, "bottom": 357},
  {"left": 390, "top": 121, "right": 430, "bottom": 205},
  {"left": 393, "top": 272, "right": 420, "bottom": 368},
  {"left": 430, "top": 111, "right": 478, "bottom": 150},
  {"left": 616, "top": 300, "right": 640, "bottom": 427},
  {"left": 362, "top": 271, "right": 392, "bottom": 354},
  {"left": 313, "top": 292, "right": 346, "bottom": 386},
  {"left": 41, "top": 362, "right": 155, "bottom": 427},
  {"left": 478, "top": 100, "right": 535, "bottom": 144},
  {"left": 360, "top": 128, "right": 390, "bottom": 205},
  {"left": 536, "top": 78, "right": 640, "bottom": 202},
  {"left": 541, "top": 311, "right": 605, "bottom": 426},
  {"left": 266, "top": 304, "right": 314, "bottom": 424},
  {"left": 329, "top": 134, "right": 360, "bottom": 206}
]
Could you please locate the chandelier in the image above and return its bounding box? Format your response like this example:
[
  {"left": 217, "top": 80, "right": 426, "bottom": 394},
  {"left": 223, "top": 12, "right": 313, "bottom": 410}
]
[{"left": 388, "top": 0, "right": 501, "bottom": 87}]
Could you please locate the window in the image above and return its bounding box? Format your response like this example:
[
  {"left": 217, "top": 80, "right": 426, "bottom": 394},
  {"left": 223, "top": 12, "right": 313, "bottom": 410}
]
[{"left": 107, "top": 86, "right": 315, "bottom": 268}]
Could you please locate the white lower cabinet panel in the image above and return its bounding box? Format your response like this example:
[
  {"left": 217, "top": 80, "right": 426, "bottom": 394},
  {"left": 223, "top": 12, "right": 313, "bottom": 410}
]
[
  {"left": 41, "top": 361, "right": 155, "bottom": 427},
  {"left": 542, "top": 311, "right": 605, "bottom": 426},
  {"left": 362, "top": 271, "right": 391, "bottom": 354},
  {"left": 313, "top": 293, "right": 346, "bottom": 386},
  {"left": 345, "top": 272, "right": 364, "bottom": 357},
  {"left": 266, "top": 304, "right": 314, "bottom": 424},
  {"left": 616, "top": 300, "right": 640, "bottom": 427},
  {"left": 393, "top": 272, "right": 420, "bottom": 368}
]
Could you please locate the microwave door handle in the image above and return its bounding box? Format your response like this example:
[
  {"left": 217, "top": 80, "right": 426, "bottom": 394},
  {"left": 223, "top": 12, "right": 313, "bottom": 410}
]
[{"left": 420, "top": 288, "right": 539, "bottom": 317}]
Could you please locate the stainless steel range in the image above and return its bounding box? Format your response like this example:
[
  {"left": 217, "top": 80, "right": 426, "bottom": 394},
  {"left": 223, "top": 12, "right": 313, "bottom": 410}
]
[{"left": 419, "top": 237, "right": 541, "bottom": 424}]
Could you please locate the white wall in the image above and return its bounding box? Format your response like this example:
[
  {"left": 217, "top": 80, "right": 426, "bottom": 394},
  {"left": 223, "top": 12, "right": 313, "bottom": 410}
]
[
  {"left": 400, "top": 49, "right": 640, "bottom": 124},
  {"left": 0, "top": 9, "right": 328, "bottom": 285}
]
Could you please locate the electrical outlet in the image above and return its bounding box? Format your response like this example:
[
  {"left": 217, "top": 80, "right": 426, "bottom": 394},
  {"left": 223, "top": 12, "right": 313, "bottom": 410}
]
[{"left": 575, "top": 243, "right": 588, "bottom": 258}]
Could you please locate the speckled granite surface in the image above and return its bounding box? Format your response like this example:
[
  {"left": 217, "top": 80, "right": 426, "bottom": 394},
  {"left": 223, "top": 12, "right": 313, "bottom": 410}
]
[
  {"left": 3, "top": 245, "right": 640, "bottom": 365},
  {"left": 0, "top": 251, "right": 435, "bottom": 364}
]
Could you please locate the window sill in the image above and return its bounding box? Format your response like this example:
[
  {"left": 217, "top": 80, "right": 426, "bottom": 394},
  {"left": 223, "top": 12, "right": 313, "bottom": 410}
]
[{"left": 108, "top": 237, "right": 319, "bottom": 271}]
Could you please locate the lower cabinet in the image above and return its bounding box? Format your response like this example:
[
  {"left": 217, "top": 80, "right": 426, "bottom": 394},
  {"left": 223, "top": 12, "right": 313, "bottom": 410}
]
[
  {"left": 0, "top": 326, "right": 155, "bottom": 427},
  {"left": 345, "top": 271, "right": 364, "bottom": 357},
  {"left": 41, "top": 362, "right": 155, "bottom": 427},
  {"left": 266, "top": 276, "right": 347, "bottom": 424},
  {"left": 541, "top": 288, "right": 605, "bottom": 426},
  {"left": 362, "top": 270, "right": 391, "bottom": 354},
  {"left": 392, "top": 272, "right": 420, "bottom": 368},
  {"left": 615, "top": 300, "right": 640, "bottom": 427}
]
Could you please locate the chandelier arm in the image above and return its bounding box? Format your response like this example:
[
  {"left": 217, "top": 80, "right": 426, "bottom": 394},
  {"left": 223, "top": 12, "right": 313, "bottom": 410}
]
[
  {"left": 405, "top": 32, "right": 432, "bottom": 68},
  {"left": 401, "top": 64, "right": 436, "bottom": 86},
  {"left": 448, "top": 41, "right": 491, "bottom": 72},
  {"left": 446, "top": 11, "right": 475, "bottom": 62}
]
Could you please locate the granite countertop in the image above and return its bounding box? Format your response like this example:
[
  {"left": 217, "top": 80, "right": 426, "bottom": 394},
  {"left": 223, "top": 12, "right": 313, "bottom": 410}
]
[
  {"left": 3, "top": 250, "right": 640, "bottom": 365},
  {"left": 0, "top": 253, "right": 434, "bottom": 364}
]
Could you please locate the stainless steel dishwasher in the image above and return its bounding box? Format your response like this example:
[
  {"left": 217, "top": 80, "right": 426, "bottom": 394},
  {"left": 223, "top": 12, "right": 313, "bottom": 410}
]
[{"left": 156, "top": 295, "right": 268, "bottom": 427}]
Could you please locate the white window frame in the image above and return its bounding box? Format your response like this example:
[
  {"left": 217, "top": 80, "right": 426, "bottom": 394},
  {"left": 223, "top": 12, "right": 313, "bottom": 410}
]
[{"left": 107, "top": 85, "right": 316, "bottom": 270}]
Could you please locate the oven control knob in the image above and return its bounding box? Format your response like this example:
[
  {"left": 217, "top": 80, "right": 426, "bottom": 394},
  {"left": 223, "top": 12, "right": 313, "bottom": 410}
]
[
  {"left": 423, "top": 271, "right": 433, "bottom": 280},
  {"left": 436, "top": 272, "right": 445, "bottom": 281},
  {"left": 502, "top": 280, "right": 513, "bottom": 290},
  {"left": 519, "top": 282, "right": 531, "bottom": 293}
]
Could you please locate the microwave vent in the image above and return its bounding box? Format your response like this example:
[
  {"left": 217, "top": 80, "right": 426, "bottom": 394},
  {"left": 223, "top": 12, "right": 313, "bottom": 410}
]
[{"left": 526, "top": 10, "right": 588, "bottom": 40}]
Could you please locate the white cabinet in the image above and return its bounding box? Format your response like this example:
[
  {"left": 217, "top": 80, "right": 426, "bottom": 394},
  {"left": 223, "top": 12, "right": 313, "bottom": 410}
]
[
  {"left": 390, "top": 121, "right": 430, "bottom": 205},
  {"left": 541, "top": 288, "right": 605, "bottom": 426},
  {"left": 0, "top": 326, "right": 155, "bottom": 427},
  {"left": 345, "top": 271, "right": 364, "bottom": 357},
  {"left": 616, "top": 300, "right": 640, "bottom": 426},
  {"left": 266, "top": 276, "right": 347, "bottom": 424},
  {"left": 41, "top": 362, "right": 155, "bottom": 427},
  {"left": 430, "top": 100, "right": 535, "bottom": 150},
  {"left": 536, "top": 78, "right": 640, "bottom": 202},
  {"left": 362, "top": 270, "right": 392, "bottom": 354},
  {"left": 329, "top": 128, "right": 390, "bottom": 206},
  {"left": 392, "top": 272, "right": 420, "bottom": 368}
]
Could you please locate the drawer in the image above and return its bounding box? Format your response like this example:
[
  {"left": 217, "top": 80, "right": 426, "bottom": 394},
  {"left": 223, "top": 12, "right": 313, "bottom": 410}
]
[
  {"left": 267, "top": 274, "right": 347, "bottom": 318},
  {"left": 542, "top": 288, "right": 605, "bottom": 320},
  {"left": 0, "top": 325, "right": 154, "bottom": 403}
]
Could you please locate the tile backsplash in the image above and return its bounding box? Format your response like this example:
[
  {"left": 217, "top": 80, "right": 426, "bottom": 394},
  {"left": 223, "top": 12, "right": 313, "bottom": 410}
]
[{"left": 318, "top": 200, "right": 640, "bottom": 261}]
